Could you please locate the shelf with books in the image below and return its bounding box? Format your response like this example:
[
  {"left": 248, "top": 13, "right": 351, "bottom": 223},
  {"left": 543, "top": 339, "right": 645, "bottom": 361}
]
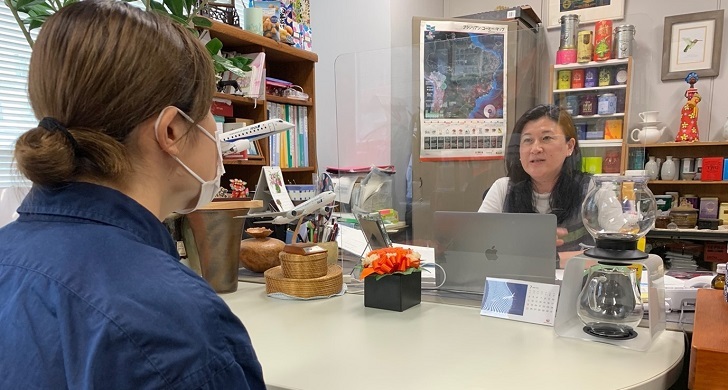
[
  {"left": 208, "top": 21, "right": 318, "bottom": 188},
  {"left": 626, "top": 141, "right": 728, "bottom": 148},
  {"left": 648, "top": 180, "right": 728, "bottom": 185},
  {"left": 553, "top": 58, "right": 629, "bottom": 70}
]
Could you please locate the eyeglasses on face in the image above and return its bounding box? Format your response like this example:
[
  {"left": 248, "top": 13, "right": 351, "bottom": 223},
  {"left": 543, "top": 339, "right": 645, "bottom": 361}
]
[{"left": 519, "top": 134, "right": 566, "bottom": 148}]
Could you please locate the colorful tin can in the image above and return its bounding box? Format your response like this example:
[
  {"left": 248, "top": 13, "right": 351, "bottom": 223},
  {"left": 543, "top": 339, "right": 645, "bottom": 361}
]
[
  {"left": 597, "top": 93, "right": 617, "bottom": 115},
  {"left": 571, "top": 69, "right": 585, "bottom": 88},
  {"left": 577, "top": 30, "right": 593, "bottom": 63},
  {"left": 593, "top": 20, "right": 613, "bottom": 61},
  {"left": 615, "top": 90, "right": 626, "bottom": 113},
  {"left": 564, "top": 95, "right": 580, "bottom": 115},
  {"left": 576, "top": 123, "right": 587, "bottom": 140},
  {"left": 584, "top": 68, "right": 598, "bottom": 87},
  {"left": 598, "top": 67, "right": 611, "bottom": 86},
  {"left": 580, "top": 94, "right": 597, "bottom": 115},
  {"left": 557, "top": 70, "right": 572, "bottom": 89},
  {"left": 559, "top": 14, "right": 580, "bottom": 49},
  {"left": 613, "top": 65, "right": 628, "bottom": 85},
  {"left": 613, "top": 24, "right": 636, "bottom": 59}
]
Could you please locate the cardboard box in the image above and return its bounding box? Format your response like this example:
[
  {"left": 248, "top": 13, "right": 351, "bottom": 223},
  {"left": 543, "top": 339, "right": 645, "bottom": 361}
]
[
  {"left": 704, "top": 242, "right": 728, "bottom": 263},
  {"left": 699, "top": 197, "right": 719, "bottom": 219},
  {"left": 211, "top": 99, "right": 233, "bottom": 117},
  {"left": 458, "top": 5, "right": 542, "bottom": 30},
  {"left": 701, "top": 157, "right": 724, "bottom": 181}
]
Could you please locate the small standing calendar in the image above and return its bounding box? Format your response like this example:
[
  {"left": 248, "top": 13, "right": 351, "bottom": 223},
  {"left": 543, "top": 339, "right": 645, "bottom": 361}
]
[{"left": 480, "top": 277, "right": 560, "bottom": 326}]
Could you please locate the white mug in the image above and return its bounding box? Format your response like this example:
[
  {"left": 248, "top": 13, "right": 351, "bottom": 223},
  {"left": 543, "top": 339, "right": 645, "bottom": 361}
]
[{"left": 639, "top": 111, "right": 659, "bottom": 123}]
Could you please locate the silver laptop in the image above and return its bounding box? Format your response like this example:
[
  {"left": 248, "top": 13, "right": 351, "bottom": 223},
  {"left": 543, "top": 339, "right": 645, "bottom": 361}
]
[{"left": 434, "top": 212, "right": 557, "bottom": 293}]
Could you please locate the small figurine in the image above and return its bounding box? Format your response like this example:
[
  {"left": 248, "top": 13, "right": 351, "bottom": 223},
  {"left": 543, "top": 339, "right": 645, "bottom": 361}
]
[
  {"left": 229, "top": 179, "right": 249, "bottom": 198},
  {"left": 676, "top": 72, "right": 700, "bottom": 142}
]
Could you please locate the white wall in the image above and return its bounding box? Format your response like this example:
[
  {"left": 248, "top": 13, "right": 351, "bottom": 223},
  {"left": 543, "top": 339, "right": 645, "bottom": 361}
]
[
  {"left": 445, "top": 0, "right": 728, "bottom": 142},
  {"left": 311, "top": 0, "right": 443, "bottom": 173}
]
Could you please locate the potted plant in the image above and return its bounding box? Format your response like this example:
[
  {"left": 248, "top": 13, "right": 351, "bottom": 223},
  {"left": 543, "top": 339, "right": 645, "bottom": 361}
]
[
  {"left": 358, "top": 247, "right": 423, "bottom": 312},
  {"left": 4, "top": 0, "right": 251, "bottom": 78}
]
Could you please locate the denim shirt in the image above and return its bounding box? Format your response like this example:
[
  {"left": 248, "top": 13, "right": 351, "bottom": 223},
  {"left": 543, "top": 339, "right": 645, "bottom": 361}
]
[{"left": 0, "top": 182, "right": 265, "bottom": 389}]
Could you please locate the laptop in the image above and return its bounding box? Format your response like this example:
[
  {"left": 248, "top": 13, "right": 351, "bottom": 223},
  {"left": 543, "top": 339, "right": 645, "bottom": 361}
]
[{"left": 434, "top": 212, "right": 557, "bottom": 293}]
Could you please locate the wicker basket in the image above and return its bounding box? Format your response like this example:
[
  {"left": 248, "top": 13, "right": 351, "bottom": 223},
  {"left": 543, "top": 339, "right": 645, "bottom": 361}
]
[
  {"left": 264, "top": 265, "right": 343, "bottom": 298},
  {"left": 279, "top": 251, "right": 328, "bottom": 279}
]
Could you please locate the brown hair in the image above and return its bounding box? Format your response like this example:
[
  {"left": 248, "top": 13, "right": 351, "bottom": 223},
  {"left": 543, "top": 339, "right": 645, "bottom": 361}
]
[{"left": 14, "top": 0, "right": 215, "bottom": 187}]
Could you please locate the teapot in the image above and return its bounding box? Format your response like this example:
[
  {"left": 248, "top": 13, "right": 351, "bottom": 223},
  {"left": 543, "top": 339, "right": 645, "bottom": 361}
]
[{"left": 630, "top": 125, "right": 666, "bottom": 144}]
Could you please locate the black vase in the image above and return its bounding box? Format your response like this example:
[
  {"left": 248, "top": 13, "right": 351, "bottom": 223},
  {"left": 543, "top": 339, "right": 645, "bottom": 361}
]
[{"left": 364, "top": 272, "right": 421, "bottom": 312}]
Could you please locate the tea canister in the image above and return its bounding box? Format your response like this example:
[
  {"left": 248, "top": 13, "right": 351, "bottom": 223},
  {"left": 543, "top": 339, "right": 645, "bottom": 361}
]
[
  {"left": 577, "top": 30, "right": 593, "bottom": 63},
  {"left": 564, "top": 95, "right": 580, "bottom": 115},
  {"left": 584, "top": 68, "right": 598, "bottom": 87},
  {"left": 616, "top": 90, "right": 626, "bottom": 113},
  {"left": 598, "top": 67, "right": 611, "bottom": 86},
  {"left": 571, "top": 69, "right": 585, "bottom": 88},
  {"left": 576, "top": 123, "right": 588, "bottom": 140},
  {"left": 557, "top": 70, "right": 572, "bottom": 89},
  {"left": 613, "top": 24, "right": 636, "bottom": 59},
  {"left": 597, "top": 93, "right": 617, "bottom": 115},
  {"left": 580, "top": 94, "right": 597, "bottom": 115},
  {"left": 594, "top": 20, "right": 613, "bottom": 61},
  {"left": 613, "top": 65, "right": 628, "bottom": 85},
  {"left": 559, "top": 14, "right": 580, "bottom": 49}
]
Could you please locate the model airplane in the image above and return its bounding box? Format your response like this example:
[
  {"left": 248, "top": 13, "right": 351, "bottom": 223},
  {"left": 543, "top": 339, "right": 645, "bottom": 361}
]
[
  {"left": 236, "top": 191, "right": 336, "bottom": 225},
  {"left": 220, "top": 118, "right": 295, "bottom": 156}
]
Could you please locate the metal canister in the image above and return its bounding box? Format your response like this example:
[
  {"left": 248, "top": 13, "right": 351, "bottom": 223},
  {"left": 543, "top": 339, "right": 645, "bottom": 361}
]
[
  {"left": 613, "top": 64, "right": 628, "bottom": 85},
  {"left": 564, "top": 95, "right": 580, "bottom": 115},
  {"left": 695, "top": 157, "right": 703, "bottom": 180},
  {"left": 613, "top": 24, "right": 636, "bottom": 59},
  {"left": 598, "top": 67, "right": 611, "bottom": 86},
  {"left": 577, "top": 30, "right": 593, "bottom": 63},
  {"left": 597, "top": 93, "right": 617, "bottom": 115},
  {"left": 557, "top": 70, "right": 572, "bottom": 89},
  {"left": 584, "top": 68, "right": 598, "bottom": 87},
  {"left": 571, "top": 69, "right": 585, "bottom": 88},
  {"left": 559, "top": 14, "right": 580, "bottom": 49},
  {"left": 593, "top": 20, "right": 613, "bottom": 61},
  {"left": 580, "top": 94, "right": 597, "bottom": 115}
]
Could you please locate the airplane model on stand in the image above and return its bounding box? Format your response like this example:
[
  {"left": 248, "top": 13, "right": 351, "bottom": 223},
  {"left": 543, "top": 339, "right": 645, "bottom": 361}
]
[{"left": 219, "top": 118, "right": 295, "bottom": 157}]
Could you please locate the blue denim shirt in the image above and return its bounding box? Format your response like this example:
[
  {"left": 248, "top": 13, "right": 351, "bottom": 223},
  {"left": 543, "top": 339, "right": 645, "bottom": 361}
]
[{"left": 0, "top": 182, "right": 265, "bottom": 389}]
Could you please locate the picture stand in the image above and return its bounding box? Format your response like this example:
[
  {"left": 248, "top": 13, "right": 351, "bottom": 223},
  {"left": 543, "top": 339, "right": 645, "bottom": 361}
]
[{"left": 252, "top": 166, "right": 295, "bottom": 213}]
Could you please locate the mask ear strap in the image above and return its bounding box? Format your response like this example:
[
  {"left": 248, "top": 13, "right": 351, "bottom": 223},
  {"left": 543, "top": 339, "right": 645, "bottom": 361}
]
[{"left": 175, "top": 109, "right": 216, "bottom": 143}]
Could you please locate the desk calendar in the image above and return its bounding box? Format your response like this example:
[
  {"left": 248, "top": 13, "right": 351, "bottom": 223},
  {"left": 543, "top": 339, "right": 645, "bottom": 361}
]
[{"left": 480, "top": 277, "right": 560, "bottom": 326}]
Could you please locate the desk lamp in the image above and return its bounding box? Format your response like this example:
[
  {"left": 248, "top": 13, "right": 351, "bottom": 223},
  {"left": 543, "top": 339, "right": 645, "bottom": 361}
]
[{"left": 554, "top": 175, "right": 666, "bottom": 351}]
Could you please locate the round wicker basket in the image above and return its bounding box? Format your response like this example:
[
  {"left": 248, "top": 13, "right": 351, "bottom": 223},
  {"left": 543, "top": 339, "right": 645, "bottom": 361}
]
[
  {"left": 264, "top": 265, "right": 343, "bottom": 298},
  {"left": 279, "top": 251, "right": 328, "bottom": 279}
]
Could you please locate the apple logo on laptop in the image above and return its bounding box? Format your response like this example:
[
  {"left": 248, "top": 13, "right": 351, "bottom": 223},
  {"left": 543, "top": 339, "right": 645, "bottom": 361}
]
[{"left": 485, "top": 245, "right": 498, "bottom": 261}]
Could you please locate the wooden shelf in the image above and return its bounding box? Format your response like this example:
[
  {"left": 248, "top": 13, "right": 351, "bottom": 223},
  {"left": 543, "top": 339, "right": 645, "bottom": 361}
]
[
  {"left": 281, "top": 167, "right": 316, "bottom": 173},
  {"left": 648, "top": 228, "right": 728, "bottom": 241},
  {"left": 266, "top": 94, "right": 313, "bottom": 106},
  {"left": 553, "top": 58, "right": 629, "bottom": 70},
  {"left": 209, "top": 22, "right": 318, "bottom": 63},
  {"left": 223, "top": 158, "right": 266, "bottom": 166},
  {"left": 572, "top": 113, "right": 625, "bottom": 120},
  {"left": 213, "top": 92, "right": 259, "bottom": 106},
  {"left": 579, "top": 139, "right": 623, "bottom": 148},
  {"left": 648, "top": 180, "right": 728, "bottom": 185},
  {"left": 627, "top": 141, "right": 728, "bottom": 148},
  {"left": 553, "top": 84, "right": 627, "bottom": 93}
]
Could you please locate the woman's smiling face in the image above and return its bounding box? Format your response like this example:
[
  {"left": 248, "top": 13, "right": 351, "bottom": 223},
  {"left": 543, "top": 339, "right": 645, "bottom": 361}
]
[{"left": 518, "top": 116, "right": 575, "bottom": 189}]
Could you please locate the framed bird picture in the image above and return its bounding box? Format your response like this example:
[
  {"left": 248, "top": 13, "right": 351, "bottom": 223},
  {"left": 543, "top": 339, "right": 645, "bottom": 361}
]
[{"left": 662, "top": 10, "right": 724, "bottom": 81}]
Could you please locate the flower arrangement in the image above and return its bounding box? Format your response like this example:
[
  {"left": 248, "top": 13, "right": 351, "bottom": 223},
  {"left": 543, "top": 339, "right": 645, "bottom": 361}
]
[{"left": 358, "top": 247, "right": 422, "bottom": 280}]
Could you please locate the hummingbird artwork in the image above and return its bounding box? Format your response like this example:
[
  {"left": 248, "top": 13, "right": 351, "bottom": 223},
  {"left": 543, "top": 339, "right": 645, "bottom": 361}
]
[{"left": 683, "top": 38, "right": 702, "bottom": 52}]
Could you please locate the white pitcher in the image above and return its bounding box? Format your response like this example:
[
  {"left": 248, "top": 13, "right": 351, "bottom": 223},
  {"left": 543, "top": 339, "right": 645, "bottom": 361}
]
[{"left": 630, "top": 126, "right": 666, "bottom": 144}]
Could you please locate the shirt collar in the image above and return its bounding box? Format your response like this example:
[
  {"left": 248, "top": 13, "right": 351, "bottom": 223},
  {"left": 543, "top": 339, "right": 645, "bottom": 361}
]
[{"left": 17, "top": 182, "right": 178, "bottom": 258}]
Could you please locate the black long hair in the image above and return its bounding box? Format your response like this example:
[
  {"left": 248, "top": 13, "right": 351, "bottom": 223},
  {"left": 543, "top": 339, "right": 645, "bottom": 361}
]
[{"left": 504, "top": 104, "right": 589, "bottom": 225}]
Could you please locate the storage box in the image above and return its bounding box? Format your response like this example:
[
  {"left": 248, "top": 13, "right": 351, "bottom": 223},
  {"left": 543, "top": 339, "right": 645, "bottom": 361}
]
[
  {"left": 585, "top": 130, "right": 604, "bottom": 140},
  {"left": 701, "top": 157, "right": 724, "bottom": 181},
  {"left": 689, "top": 290, "right": 728, "bottom": 389},
  {"left": 211, "top": 98, "right": 233, "bottom": 117},
  {"left": 364, "top": 272, "right": 421, "bottom": 312},
  {"left": 704, "top": 242, "right": 728, "bottom": 263},
  {"left": 699, "top": 197, "right": 719, "bottom": 219},
  {"left": 604, "top": 119, "right": 623, "bottom": 139}
]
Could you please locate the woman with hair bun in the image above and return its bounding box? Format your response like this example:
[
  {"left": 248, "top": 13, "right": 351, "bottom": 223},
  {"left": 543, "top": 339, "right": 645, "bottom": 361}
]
[{"left": 0, "top": 1, "right": 264, "bottom": 388}]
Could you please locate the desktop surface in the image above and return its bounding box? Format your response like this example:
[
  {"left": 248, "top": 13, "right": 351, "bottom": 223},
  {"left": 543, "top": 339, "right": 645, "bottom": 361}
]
[{"left": 222, "top": 282, "right": 684, "bottom": 390}]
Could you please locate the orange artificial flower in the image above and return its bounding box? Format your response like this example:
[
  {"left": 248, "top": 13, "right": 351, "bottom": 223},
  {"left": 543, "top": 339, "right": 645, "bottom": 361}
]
[{"left": 359, "top": 247, "right": 421, "bottom": 279}]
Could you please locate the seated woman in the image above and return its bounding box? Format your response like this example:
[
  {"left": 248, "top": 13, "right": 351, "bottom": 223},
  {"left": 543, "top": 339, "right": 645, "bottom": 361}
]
[{"left": 478, "top": 104, "right": 593, "bottom": 265}]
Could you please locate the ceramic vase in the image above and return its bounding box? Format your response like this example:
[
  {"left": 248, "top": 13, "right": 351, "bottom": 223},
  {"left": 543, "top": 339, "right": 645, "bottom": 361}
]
[
  {"left": 660, "top": 156, "right": 677, "bottom": 181},
  {"left": 239, "top": 227, "right": 284, "bottom": 273},
  {"left": 644, "top": 156, "right": 659, "bottom": 180}
]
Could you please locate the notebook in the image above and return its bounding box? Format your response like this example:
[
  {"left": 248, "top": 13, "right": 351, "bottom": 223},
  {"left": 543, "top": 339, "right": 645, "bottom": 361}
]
[{"left": 433, "top": 212, "right": 558, "bottom": 293}]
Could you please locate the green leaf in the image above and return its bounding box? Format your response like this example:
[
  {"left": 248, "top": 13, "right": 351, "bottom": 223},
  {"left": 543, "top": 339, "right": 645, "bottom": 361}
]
[
  {"left": 28, "top": 18, "right": 43, "bottom": 30},
  {"left": 205, "top": 38, "right": 222, "bottom": 56},
  {"left": 62, "top": 0, "right": 78, "bottom": 7},
  {"left": 183, "top": 0, "right": 194, "bottom": 13},
  {"left": 149, "top": 0, "right": 165, "bottom": 11},
  {"left": 166, "top": 13, "right": 188, "bottom": 26},
  {"left": 191, "top": 16, "right": 212, "bottom": 29},
  {"left": 15, "top": 0, "right": 46, "bottom": 10},
  {"left": 212, "top": 54, "right": 249, "bottom": 78},
  {"left": 162, "top": 0, "right": 185, "bottom": 17}
]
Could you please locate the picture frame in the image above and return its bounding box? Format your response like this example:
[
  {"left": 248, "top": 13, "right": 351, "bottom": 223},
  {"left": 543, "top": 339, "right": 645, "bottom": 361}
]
[
  {"left": 545, "top": 0, "right": 625, "bottom": 29},
  {"left": 661, "top": 10, "right": 724, "bottom": 81},
  {"left": 246, "top": 140, "right": 264, "bottom": 160}
]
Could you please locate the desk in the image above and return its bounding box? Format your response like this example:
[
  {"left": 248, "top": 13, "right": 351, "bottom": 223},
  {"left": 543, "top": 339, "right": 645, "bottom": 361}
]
[{"left": 222, "top": 283, "right": 685, "bottom": 390}]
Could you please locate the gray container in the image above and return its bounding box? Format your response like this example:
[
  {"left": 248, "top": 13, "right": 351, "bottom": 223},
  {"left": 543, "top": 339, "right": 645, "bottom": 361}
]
[
  {"left": 613, "top": 25, "right": 636, "bottom": 59},
  {"left": 560, "top": 14, "right": 580, "bottom": 49}
]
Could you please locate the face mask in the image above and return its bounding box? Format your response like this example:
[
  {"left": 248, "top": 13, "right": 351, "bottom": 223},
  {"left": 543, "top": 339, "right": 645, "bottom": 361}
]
[{"left": 155, "top": 107, "right": 225, "bottom": 214}]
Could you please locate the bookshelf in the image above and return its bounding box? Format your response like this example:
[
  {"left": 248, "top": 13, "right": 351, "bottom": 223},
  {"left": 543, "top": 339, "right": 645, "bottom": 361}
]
[{"left": 209, "top": 21, "right": 318, "bottom": 187}]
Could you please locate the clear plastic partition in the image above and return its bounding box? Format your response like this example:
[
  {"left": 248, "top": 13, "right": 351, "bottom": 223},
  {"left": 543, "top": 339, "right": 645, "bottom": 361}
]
[{"left": 329, "top": 17, "right": 662, "bottom": 299}]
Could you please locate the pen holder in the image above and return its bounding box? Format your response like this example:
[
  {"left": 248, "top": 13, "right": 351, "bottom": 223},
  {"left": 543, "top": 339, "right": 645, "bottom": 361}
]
[{"left": 317, "top": 241, "right": 339, "bottom": 265}]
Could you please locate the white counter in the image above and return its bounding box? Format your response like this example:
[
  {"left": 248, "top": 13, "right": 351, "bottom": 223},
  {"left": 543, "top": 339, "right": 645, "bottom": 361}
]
[{"left": 222, "top": 283, "right": 684, "bottom": 390}]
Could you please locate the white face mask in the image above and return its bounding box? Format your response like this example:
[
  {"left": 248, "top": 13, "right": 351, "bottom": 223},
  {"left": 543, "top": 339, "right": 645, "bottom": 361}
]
[{"left": 155, "top": 107, "right": 225, "bottom": 214}]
